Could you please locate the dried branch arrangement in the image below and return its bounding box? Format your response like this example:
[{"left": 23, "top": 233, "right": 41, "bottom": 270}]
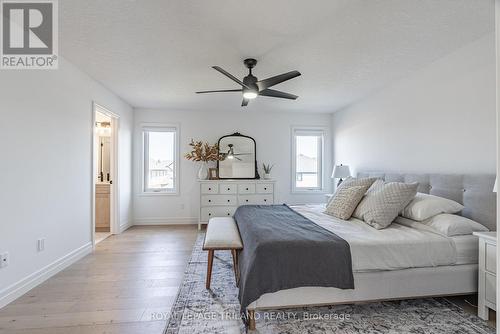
[{"left": 184, "top": 139, "right": 220, "bottom": 162}]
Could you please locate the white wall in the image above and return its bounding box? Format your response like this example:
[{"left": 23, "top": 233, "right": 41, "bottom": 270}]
[
  {"left": 133, "top": 109, "right": 332, "bottom": 224},
  {"left": 0, "top": 58, "right": 133, "bottom": 307},
  {"left": 332, "top": 34, "right": 496, "bottom": 176}
]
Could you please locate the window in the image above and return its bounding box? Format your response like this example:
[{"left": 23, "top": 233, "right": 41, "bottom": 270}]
[
  {"left": 143, "top": 126, "right": 178, "bottom": 193},
  {"left": 292, "top": 127, "right": 324, "bottom": 192}
]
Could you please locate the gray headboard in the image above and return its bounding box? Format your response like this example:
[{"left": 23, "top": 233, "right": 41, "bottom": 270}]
[{"left": 357, "top": 172, "right": 497, "bottom": 231}]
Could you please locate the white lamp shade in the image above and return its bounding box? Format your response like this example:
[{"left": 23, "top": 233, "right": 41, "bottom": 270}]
[
  {"left": 332, "top": 165, "right": 351, "bottom": 179},
  {"left": 494, "top": 177, "right": 497, "bottom": 193}
]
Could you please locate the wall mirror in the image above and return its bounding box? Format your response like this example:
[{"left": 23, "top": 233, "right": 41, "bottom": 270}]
[{"left": 218, "top": 133, "right": 259, "bottom": 179}]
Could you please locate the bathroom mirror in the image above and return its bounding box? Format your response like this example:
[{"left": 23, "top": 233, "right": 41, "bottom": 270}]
[
  {"left": 218, "top": 133, "right": 259, "bottom": 179},
  {"left": 97, "top": 136, "right": 111, "bottom": 182}
]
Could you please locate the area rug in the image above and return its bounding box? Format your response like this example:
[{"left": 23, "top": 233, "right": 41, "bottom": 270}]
[{"left": 164, "top": 233, "right": 495, "bottom": 334}]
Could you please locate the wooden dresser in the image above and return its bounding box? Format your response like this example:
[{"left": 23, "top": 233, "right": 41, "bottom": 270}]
[{"left": 198, "top": 180, "right": 276, "bottom": 229}]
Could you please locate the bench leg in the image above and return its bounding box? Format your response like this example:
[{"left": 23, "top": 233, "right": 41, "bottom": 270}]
[
  {"left": 247, "top": 309, "right": 256, "bottom": 330},
  {"left": 231, "top": 249, "right": 239, "bottom": 283},
  {"left": 206, "top": 250, "right": 214, "bottom": 289}
]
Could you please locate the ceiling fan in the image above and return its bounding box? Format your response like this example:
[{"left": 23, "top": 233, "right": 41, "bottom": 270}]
[
  {"left": 220, "top": 144, "right": 251, "bottom": 161},
  {"left": 196, "top": 58, "right": 301, "bottom": 107}
]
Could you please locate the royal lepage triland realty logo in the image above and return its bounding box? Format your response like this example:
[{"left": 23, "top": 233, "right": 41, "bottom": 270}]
[{"left": 1, "top": 0, "right": 58, "bottom": 69}]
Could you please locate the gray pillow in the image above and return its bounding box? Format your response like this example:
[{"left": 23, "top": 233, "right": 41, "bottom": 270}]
[
  {"left": 325, "top": 185, "right": 371, "bottom": 220},
  {"left": 353, "top": 181, "right": 419, "bottom": 229}
]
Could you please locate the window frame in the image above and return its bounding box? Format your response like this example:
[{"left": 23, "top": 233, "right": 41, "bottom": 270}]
[
  {"left": 291, "top": 126, "right": 326, "bottom": 193},
  {"left": 141, "top": 124, "right": 180, "bottom": 195}
]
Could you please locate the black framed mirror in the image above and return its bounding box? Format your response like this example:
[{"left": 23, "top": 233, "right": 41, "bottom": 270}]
[{"left": 217, "top": 133, "right": 259, "bottom": 179}]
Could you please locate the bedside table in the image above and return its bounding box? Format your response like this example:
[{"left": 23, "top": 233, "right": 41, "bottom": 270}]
[{"left": 473, "top": 231, "right": 496, "bottom": 320}]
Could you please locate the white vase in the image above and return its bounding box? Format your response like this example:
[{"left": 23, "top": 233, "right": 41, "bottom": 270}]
[
  {"left": 263, "top": 173, "right": 271, "bottom": 180},
  {"left": 197, "top": 163, "right": 209, "bottom": 180}
]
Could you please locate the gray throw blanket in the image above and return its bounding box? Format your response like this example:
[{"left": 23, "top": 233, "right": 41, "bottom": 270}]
[{"left": 234, "top": 204, "right": 354, "bottom": 312}]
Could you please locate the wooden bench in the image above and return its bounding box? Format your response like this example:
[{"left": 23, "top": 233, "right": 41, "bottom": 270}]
[{"left": 202, "top": 217, "right": 243, "bottom": 289}]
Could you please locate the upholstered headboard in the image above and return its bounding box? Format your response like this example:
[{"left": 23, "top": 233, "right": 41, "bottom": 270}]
[{"left": 357, "top": 172, "right": 497, "bottom": 231}]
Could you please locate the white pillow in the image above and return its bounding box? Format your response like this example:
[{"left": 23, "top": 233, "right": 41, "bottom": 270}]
[
  {"left": 420, "top": 214, "right": 489, "bottom": 237},
  {"left": 401, "top": 193, "right": 463, "bottom": 221}
]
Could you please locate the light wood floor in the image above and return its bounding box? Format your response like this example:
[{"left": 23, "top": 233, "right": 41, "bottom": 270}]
[
  {"left": 0, "top": 226, "right": 198, "bottom": 334},
  {"left": 0, "top": 226, "right": 494, "bottom": 333}
]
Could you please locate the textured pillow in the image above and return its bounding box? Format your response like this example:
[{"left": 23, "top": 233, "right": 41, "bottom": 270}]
[
  {"left": 353, "top": 182, "right": 419, "bottom": 229},
  {"left": 338, "top": 176, "right": 378, "bottom": 189},
  {"left": 324, "top": 185, "right": 371, "bottom": 220},
  {"left": 401, "top": 193, "right": 464, "bottom": 221},
  {"left": 365, "top": 179, "right": 385, "bottom": 193},
  {"left": 420, "top": 213, "right": 489, "bottom": 237},
  {"left": 328, "top": 177, "right": 377, "bottom": 206}
]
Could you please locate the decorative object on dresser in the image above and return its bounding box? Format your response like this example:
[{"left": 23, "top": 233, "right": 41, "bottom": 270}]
[
  {"left": 218, "top": 133, "right": 259, "bottom": 179},
  {"left": 198, "top": 179, "right": 276, "bottom": 230},
  {"left": 474, "top": 231, "right": 496, "bottom": 320},
  {"left": 184, "top": 139, "right": 220, "bottom": 180},
  {"left": 332, "top": 164, "right": 351, "bottom": 187},
  {"left": 262, "top": 163, "right": 274, "bottom": 179},
  {"left": 208, "top": 168, "right": 219, "bottom": 180}
]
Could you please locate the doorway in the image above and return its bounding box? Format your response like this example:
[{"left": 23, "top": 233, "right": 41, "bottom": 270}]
[{"left": 92, "top": 103, "right": 119, "bottom": 246}]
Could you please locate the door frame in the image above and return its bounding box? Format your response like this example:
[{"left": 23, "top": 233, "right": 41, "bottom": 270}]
[{"left": 91, "top": 102, "right": 120, "bottom": 247}]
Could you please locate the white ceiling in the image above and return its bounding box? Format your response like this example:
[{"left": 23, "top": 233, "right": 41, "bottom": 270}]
[{"left": 60, "top": 0, "right": 494, "bottom": 113}]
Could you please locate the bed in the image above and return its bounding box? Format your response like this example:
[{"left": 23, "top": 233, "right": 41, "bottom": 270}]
[{"left": 238, "top": 172, "right": 496, "bottom": 329}]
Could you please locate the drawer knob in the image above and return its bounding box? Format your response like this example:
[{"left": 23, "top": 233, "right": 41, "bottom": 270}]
[
  {"left": 227, "top": 213, "right": 230, "bottom": 216},
  {"left": 227, "top": 188, "right": 230, "bottom": 190},
  {"left": 246, "top": 199, "right": 249, "bottom": 202},
  {"left": 208, "top": 200, "right": 211, "bottom": 202},
  {"left": 246, "top": 188, "right": 249, "bottom": 190},
  {"left": 264, "top": 188, "right": 267, "bottom": 190},
  {"left": 208, "top": 188, "right": 211, "bottom": 190},
  {"left": 227, "top": 199, "right": 230, "bottom": 202},
  {"left": 208, "top": 213, "right": 211, "bottom": 216},
  {"left": 264, "top": 199, "right": 267, "bottom": 202}
]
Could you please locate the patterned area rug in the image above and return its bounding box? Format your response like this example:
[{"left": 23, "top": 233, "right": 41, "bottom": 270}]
[{"left": 164, "top": 233, "right": 495, "bottom": 334}]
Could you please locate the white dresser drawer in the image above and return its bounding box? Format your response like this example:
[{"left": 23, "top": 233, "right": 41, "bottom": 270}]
[
  {"left": 219, "top": 184, "right": 237, "bottom": 194},
  {"left": 256, "top": 183, "right": 274, "bottom": 194},
  {"left": 486, "top": 243, "right": 496, "bottom": 274},
  {"left": 238, "top": 184, "right": 256, "bottom": 194},
  {"left": 485, "top": 272, "right": 496, "bottom": 305},
  {"left": 201, "top": 195, "right": 237, "bottom": 206},
  {"left": 239, "top": 194, "right": 274, "bottom": 205},
  {"left": 200, "top": 206, "right": 237, "bottom": 221},
  {"left": 201, "top": 183, "right": 218, "bottom": 194}
]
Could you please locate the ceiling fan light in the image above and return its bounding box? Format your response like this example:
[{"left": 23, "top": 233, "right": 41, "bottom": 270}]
[{"left": 243, "top": 91, "right": 258, "bottom": 99}]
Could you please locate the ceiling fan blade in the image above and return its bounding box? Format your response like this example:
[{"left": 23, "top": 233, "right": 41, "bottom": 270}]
[
  {"left": 241, "top": 98, "right": 249, "bottom": 107},
  {"left": 256, "top": 70, "right": 301, "bottom": 90},
  {"left": 196, "top": 89, "right": 242, "bottom": 94},
  {"left": 259, "top": 89, "right": 298, "bottom": 100},
  {"left": 212, "top": 66, "right": 250, "bottom": 89}
]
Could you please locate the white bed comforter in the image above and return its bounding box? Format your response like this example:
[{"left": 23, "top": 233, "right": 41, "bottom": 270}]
[{"left": 291, "top": 204, "right": 459, "bottom": 272}]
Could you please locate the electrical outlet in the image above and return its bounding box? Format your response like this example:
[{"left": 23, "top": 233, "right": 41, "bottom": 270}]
[
  {"left": 37, "top": 238, "right": 45, "bottom": 252},
  {"left": 0, "top": 252, "right": 9, "bottom": 268}
]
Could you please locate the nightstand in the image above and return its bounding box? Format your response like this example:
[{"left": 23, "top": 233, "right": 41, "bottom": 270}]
[{"left": 473, "top": 231, "right": 496, "bottom": 320}]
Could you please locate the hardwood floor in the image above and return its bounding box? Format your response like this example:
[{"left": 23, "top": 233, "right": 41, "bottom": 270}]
[
  {"left": 0, "top": 225, "right": 494, "bottom": 333},
  {"left": 0, "top": 226, "right": 198, "bottom": 334}
]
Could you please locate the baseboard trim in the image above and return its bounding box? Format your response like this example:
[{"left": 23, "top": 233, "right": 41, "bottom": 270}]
[
  {"left": 119, "top": 220, "right": 132, "bottom": 233},
  {"left": 0, "top": 242, "right": 93, "bottom": 309},
  {"left": 134, "top": 217, "right": 198, "bottom": 225}
]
